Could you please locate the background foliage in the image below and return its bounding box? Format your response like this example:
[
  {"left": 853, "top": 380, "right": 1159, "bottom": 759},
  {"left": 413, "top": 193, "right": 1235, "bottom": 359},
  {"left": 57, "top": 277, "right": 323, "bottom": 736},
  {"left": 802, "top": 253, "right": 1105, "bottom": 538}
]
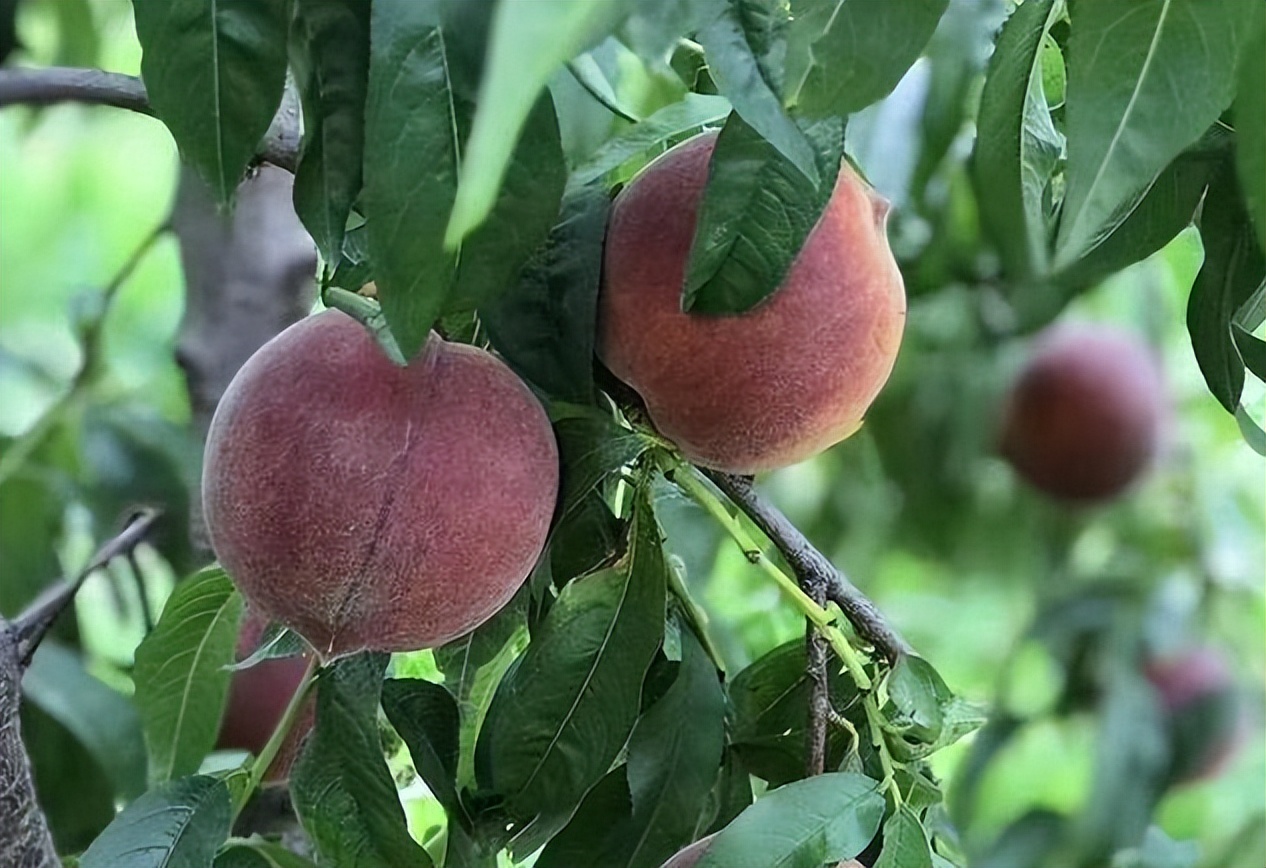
[{"left": 0, "top": 1, "right": 1263, "bottom": 867}]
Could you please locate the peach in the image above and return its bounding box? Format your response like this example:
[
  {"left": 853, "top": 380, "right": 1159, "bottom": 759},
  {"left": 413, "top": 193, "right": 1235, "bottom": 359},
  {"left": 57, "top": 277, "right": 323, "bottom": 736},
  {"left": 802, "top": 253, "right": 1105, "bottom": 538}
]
[
  {"left": 202, "top": 310, "right": 559, "bottom": 658},
  {"left": 598, "top": 132, "right": 906, "bottom": 473},
  {"left": 1145, "top": 647, "right": 1245, "bottom": 784},
  {"left": 998, "top": 326, "right": 1165, "bottom": 502},
  {"left": 217, "top": 610, "right": 312, "bottom": 782}
]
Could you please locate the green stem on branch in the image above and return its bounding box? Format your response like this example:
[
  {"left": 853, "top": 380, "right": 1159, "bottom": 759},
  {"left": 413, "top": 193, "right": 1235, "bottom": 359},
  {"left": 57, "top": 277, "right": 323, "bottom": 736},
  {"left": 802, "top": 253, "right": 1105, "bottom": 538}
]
[{"left": 237, "top": 656, "right": 319, "bottom": 815}]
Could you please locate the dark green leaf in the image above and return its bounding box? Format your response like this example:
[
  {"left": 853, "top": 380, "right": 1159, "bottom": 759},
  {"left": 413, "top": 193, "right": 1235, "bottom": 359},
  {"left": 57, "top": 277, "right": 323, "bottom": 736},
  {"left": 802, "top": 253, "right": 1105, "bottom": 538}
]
[
  {"left": 434, "top": 592, "right": 529, "bottom": 790},
  {"left": 479, "top": 486, "right": 667, "bottom": 825},
  {"left": 682, "top": 112, "right": 844, "bottom": 314},
  {"left": 873, "top": 805, "right": 933, "bottom": 868},
  {"left": 694, "top": 772, "right": 885, "bottom": 868},
  {"left": 1233, "top": 325, "right": 1266, "bottom": 383},
  {"left": 1042, "top": 136, "right": 1222, "bottom": 321},
  {"left": 482, "top": 181, "right": 611, "bottom": 403},
  {"left": 23, "top": 640, "right": 146, "bottom": 800},
  {"left": 80, "top": 775, "right": 232, "bottom": 868},
  {"left": 1188, "top": 170, "right": 1266, "bottom": 411},
  {"left": 381, "top": 678, "right": 465, "bottom": 826},
  {"left": 448, "top": 94, "right": 567, "bottom": 312},
  {"left": 446, "top": 0, "right": 627, "bottom": 244},
  {"left": 727, "top": 638, "right": 859, "bottom": 786},
  {"left": 554, "top": 406, "right": 654, "bottom": 515},
  {"left": 291, "top": 0, "right": 370, "bottom": 263},
  {"left": 291, "top": 653, "right": 433, "bottom": 868},
  {"left": 22, "top": 704, "right": 115, "bottom": 852},
  {"left": 1054, "top": 0, "right": 1258, "bottom": 267},
  {"left": 551, "top": 491, "right": 625, "bottom": 583},
  {"left": 573, "top": 93, "right": 732, "bottom": 187},
  {"left": 972, "top": 0, "right": 1061, "bottom": 280},
  {"left": 330, "top": 222, "right": 372, "bottom": 291},
  {"left": 701, "top": 748, "right": 754, "bottom": 835},
  {"left": 363, "top": 0, "right": 459, "bottom": 359},
  {"left": 1114, "top": 826, "right": 1200, "bottom": 868},
  {"left": 132, "top": 0, "right": 290, "bottom": 204},
  {"left": 535, "top": 768, "right": 634, "bottom": 868},
  {"left": 697, "top": 0, "right": 820, "bottom": 185},
  {"left": 1238, "top": 19, "right": 1266, "bottom": 252},
  {"left": 618, "top": 629, "right": 726, "bottom": 868},
  {"left": 134, "top": 566, "right": 243, "bottom": 783},
  {"left": 790, "top": 0, "right": 948, "bottom": 117}
]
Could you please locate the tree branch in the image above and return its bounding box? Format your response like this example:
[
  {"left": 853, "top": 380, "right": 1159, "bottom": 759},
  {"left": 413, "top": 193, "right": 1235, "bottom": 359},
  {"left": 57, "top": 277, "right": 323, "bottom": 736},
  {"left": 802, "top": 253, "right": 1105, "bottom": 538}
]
[
  {"left": 0, "top": 67, "right": 299, "bottom": 171},
  {"left": 700, "top": 470, "right": 911, "bottom": 664},
  {"left": 1, "top": 509, "right": 161, "bottom": 868}
]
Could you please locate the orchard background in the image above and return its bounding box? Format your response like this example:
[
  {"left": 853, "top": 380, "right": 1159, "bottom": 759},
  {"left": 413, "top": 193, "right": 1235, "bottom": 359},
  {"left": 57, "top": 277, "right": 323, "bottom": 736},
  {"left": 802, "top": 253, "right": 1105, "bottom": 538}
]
[{"left": 0, "top": 1, "right": 1263, "bottom": 868}]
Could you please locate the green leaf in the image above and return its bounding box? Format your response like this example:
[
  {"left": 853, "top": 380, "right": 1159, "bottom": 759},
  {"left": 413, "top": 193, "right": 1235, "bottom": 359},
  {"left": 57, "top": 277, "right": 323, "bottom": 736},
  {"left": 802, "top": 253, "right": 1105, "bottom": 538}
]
[
  {"left": 535, "top": 768, "right": 634, "bottom": 868},
  {"left": 1233, "top": 324, "right": 1266, "bottom": 382},
  {"left": 447, "top": 94, "right": 567, "bottom": 313},
  {"left": 682, "top": 112, "right": 844, "bottom": 314},
  {"left": 571, "top": 93, "right": 732, "bottom": 187},
  {"left": 974, "top": 810, "right": 1066, "bottom": 868},
  {"left": 80, "top": 775, "right": 232, "bottom": 868},
  {"left": 1235, "top": 404, "right": 1266, "bottom": 455},
  {"left": 479, "top": 485, "right": 667, "bottom": 825},
  {"left": 362, "top": 0, "right": 459, "bottom": 360},
  {"left": 1188, "top": 170, "right": 1266, "bottom": 411},
  {"left": 727, "top": 638, "right": 859, "bottom": 786},
  {"left": 694, "top": 772, "right": 885, "bottom": 868},
  {"left": 381, "top": 678, "right": 465, "bottom": 826},
  {"left": 701, "top": 749, "right": 754, "bottom": 836},
  {"left": 330, "top": 222, "right": 372, "bottom": 291},
  {"left": 134, "top": 566, "right": 243, "bottom": 784},
  {"left": 132, "top": 0, "right": 290, "bottom": 205},
  {"left": 790, "top": 0, "right": 948, "bottom": 117},
  {"left": 1237, "top": 19, "right": 1266, "bottom": 252},
  {"left": 23, "top": 640, "right": 146, "bottom": 800},
  {"left": 697, "top": 0, "right": 820, "bottom": 185},
  {"left": 619, "top": 629, "right": 727, "bottom": 868},
  {"left": 553, "top": 406, "right": 655, "bottom": 515},
  {"left": 216, "top": 838, "right": 322, "bottom": 868},
  {"left": 22, "top": 703, "right": 116, "bottom": 851},
  {"left": 290, "top": 0, "right": 370, "bottom": 263},
  {"left": 0, "top": 470, "right": 63, "bottom": 617},
  {"left": 873, "top": 805, "right": 933, "bottom": 868},
  {"left": 445, "top": 0, "right": 627, "bottom": 245},
  {"left": 434, "top": 592, "right": 529, "bottom": 790},
  {"left": 482, "top": 181, "right": 611, "bottom": 403},
  {"left": 972, "top": 0, "right": 1062, "bottom": 280},
  {"left": 1054, "top": 0, "right": 1258, "bottom": 267},
  {"left": 551, "top": 490, "right": 626, "bottom": 583},
  {"left": 1044, "top": 134, "right": 1223, "bottom": 316},
  {"left": 291, "top": 653, "right": 434, "bottom": 868},
  {"left": 884, "top": 655, "right": 950, "bottom": 744}
]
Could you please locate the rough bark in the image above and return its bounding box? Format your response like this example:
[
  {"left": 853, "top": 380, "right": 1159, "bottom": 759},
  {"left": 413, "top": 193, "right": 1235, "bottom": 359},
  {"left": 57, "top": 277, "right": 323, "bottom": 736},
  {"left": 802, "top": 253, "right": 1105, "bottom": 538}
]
[{"left": 0, "top": 628, "right": 60, "bottom": 868}]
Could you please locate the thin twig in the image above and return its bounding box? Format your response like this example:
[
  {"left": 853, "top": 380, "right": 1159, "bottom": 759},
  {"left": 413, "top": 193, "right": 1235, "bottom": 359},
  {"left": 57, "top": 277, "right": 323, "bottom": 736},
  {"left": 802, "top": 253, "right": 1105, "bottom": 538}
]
[
  {"left": 0, "top": 67, "right": 300, "bottom": 171},
  {"left": 701, "top": 469, "right": 911, "bottom": 664},
  {"left": 14, "top": 508, "right": 162, "bottom": 666}
]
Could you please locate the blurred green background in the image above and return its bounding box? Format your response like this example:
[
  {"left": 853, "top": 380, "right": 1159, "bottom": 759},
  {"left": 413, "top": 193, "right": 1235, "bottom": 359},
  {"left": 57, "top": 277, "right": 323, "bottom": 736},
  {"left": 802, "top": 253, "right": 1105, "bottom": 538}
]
[{"left": 0, "top": 1, "right": 1262, "bottom": 866}]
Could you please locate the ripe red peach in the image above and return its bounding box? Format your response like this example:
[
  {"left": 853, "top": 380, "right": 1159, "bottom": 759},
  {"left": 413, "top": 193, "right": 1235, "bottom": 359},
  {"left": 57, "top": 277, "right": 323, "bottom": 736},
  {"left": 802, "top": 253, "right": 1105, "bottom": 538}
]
[
  {"left": 1145, "top": 646, "right": 1245, "bottom": 784},
  {"left": 999, "top": 326, "right": 1165, "bottom": 502},
  {"left": 599, "top": 132, "right": 906, "bottom": 473},
  {"left": 202, "top": 310, "right": 559, "bottom": 658}
]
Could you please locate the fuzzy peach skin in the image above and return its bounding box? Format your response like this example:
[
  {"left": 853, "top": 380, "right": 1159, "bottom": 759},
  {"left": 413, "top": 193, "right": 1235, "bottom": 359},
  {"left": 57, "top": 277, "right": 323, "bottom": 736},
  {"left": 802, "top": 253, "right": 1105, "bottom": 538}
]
[
  {"left": 599, "top": 132, "right": 906, "bottom": 473},
  {"left": 999, "top": 326, "right": 1165, "bottom": 502},
  {"left": 202, "top": 310, "right": 559, "bottom": 658}
]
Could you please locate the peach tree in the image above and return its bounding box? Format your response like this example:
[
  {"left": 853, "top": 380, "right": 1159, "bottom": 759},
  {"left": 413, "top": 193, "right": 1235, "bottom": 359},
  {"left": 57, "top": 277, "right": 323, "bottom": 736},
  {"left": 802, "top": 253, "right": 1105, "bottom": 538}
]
[{"left": 0, "top": 1, "right": 1261, "bottom": 868}]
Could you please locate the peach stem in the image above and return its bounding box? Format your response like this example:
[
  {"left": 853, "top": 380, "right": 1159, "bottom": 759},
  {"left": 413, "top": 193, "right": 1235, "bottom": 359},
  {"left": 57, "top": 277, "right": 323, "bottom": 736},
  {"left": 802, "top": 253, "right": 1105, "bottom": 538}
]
[{"left": 236, "top": 654, "right": 320, "bottom": 816}]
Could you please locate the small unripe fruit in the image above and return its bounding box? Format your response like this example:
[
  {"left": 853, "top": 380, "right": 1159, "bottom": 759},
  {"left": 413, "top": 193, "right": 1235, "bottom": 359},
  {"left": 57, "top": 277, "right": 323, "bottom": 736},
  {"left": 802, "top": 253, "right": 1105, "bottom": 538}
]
[
  {"left": 599, "top": 133, "right": 906, "bottom": 474},
  {"left": 1145, "top": 647, "right": 1244, "bottom": 784},
  {"left": 999, "top": 326, "right": 1164, "bottom": 502},
  {"left": 217, "top": 611, "right": 312, "bottom": 782},
  {"left": 203, "top": 310, "right": 559, "bottom": 658}
]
